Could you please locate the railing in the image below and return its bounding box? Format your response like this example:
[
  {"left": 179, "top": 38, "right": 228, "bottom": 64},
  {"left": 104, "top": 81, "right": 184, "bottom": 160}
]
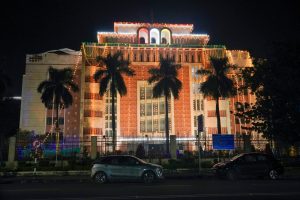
[{"left": 82, "top": 42, "right": 226, "bottom": 49}]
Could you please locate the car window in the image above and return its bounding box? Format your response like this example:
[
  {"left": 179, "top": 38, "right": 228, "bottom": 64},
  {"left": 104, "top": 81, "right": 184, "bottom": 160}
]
[
  {"left": 119, "top": 157, "right": 140, "bottom": 165},
  {"left": 257, "top": 155, "right": 267, "bottom": 161},
  {"left": 244, "top": 155, "right": 256, "bottom": 162},
  {"left": 101, "top": 157, "right": 119, "bottom": 165}
]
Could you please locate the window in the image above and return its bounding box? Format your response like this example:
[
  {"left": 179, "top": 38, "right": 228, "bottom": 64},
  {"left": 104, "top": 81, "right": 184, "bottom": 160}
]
[
  {"left": 153, "top": 102, "right": 158, "bottom": 115},
  {"left": 151, "top": 38, "right": 156, "bottom": 44},
  {"left": 159, "top": 118, "right": 165, "bottom": 131},
  {"left": 146, "top": 87, "right": 152, "bottom": 99},
  {"left": 159, "top": 102, "right": 165, "bottom": 114},
  {"left": 139, "top": 37, "right": 145, "bottom": 44},
  {"left": 140, "top": 120, "right": 145, "bottom": 132},
  {"left": 140, "top": 87, "right": 145, "bottom": 99},
  {"left": 139, "top": 83, "right": 172, "bottom": 134},
  {"left": 146, "top": 103, "right": 152, "bottom": 116},
  {"left": 140, "top": 104, "right": 145, "bottom": 116},
  {"left": 244, "top": 155, "right": 256, "bottom": 162},
  {"left": 146, "top": 119, "right": 152, "bottom": 132}
]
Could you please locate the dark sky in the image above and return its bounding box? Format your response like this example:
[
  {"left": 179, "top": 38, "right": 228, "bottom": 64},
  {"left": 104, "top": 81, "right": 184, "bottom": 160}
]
[{"left": 0, "top": 0, "right": 299, "bottom": 96}]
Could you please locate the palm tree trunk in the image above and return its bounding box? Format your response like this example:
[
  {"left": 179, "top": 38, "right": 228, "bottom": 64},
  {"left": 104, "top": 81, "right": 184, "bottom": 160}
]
[
  {"left": 215, "top": 96, "right": 222, "bottom": 134},
  {"left": 111, "top": 87, "right": 116, "bottom": 153},
  {"left": 165, "top": 95, "right": 169, "bottom": 155}
]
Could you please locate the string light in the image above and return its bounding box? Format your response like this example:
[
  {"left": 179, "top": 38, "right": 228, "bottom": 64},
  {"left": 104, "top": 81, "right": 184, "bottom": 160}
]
[{"left": 39, "top": 52, "right": 81, "bottom": 148}]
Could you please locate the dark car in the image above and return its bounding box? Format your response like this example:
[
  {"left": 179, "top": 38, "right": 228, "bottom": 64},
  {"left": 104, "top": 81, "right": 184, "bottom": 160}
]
[
  {"left": 91, "top": 155, "right": 164, "bottom": 184},
  {"left": 212, "top": 152, "right": 284, "bottom": 180}
]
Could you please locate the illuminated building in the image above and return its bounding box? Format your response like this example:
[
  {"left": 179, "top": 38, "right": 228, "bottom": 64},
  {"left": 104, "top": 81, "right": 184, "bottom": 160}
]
[{"left": 20, "top": 22, "right": 263, "bottom": 153}]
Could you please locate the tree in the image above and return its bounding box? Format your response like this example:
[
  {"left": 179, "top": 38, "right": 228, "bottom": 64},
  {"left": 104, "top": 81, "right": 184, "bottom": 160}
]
[
  {"left": 197, "top": 57, "right": 236, "bottom": 134},
  {"left": 135, "top": 143, "right": 145, "bottom": 159},
  {"left": 237, "top": 42, "right": 300, "bottom": 148},
  {"left": 94, "top": 51, "right": 135, "bottom": 152},
  {"left": 148, "top": 57, "right": 182, "bottom": 155},
  {"left": 37, "top": 67, "right": 79, "bottom": 159}
]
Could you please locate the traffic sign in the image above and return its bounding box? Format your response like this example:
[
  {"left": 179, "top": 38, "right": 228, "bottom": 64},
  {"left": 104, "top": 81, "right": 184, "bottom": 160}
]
[{"left": 212, "top": 134, "right": 234, "bottom": 150}]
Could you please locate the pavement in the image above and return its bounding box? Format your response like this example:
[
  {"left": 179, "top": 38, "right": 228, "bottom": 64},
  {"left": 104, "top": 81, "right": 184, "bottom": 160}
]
[{"left": 1, "top": 167, "right": 300, "bottom": 184}]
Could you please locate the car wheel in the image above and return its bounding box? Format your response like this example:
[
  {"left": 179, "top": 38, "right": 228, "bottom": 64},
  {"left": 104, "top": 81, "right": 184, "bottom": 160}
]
[
  {"left": 142, "top": 171, "right": 155, "bottom": 184},
  {"left": 269, "top": 169, "right": 279, "bottom": 180},
  {"left": 226, "top": 170, "right": 237, "bottom": 180},
  {"left": 94, "top": 172, "right": 107, "bottom": 184}
]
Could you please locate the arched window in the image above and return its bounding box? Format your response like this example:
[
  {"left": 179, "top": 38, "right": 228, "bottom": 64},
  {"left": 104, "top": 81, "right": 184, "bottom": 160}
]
[
  {"left": 139, "top": 37, "right": 145, "bottom": 44},
  {"left": 151, "top": 38, "right": 156, "bottom": 44},
  {"left": 150, "top": 28, "right": 160, "bottom": 44},
  {"left": 138, "top": 28, "right": 149, "bottom": 44},
  {"left": 161, "top": 29, "right": 171, "bottom": 45}
]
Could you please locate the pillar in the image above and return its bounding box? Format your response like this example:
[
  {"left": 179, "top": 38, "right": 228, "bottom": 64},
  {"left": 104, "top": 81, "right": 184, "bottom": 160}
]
[
  {"left": 91, "top": 136, "right": 97, "bottom": 159},
  {"left": 170, "top": 135, "right": 177, "bottom": 159}
]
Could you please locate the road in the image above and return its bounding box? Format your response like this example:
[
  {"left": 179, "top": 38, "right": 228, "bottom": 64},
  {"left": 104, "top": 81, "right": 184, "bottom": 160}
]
[{"left": 1, "top": 179, "right": 300, "bottom": 200}]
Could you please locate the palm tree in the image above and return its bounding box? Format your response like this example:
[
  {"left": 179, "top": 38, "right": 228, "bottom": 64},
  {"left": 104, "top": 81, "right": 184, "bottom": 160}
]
[
  {"left": 94, "top": 51, "right": 135, "bottom": 152},
  {"left": 0, "top": 69, "right": 11, "bottom": 100},
  {"left": 37, "top": 67, "right": 79, "bottom": 160},
  {"left": 197, "top": 57, "right": 236, "bottom": 134},
  {"left": 148, "top": 57, "right": 182, "bottom": 155}
]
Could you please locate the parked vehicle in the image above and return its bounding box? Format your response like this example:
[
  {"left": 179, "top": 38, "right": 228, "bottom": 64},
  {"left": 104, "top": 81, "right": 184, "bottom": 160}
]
[
  {"left": 91, "top": 155, "right": 164, "bottom": 184},
  {"left": 212, "top": 152, "right": 284, "bottom": 180}
]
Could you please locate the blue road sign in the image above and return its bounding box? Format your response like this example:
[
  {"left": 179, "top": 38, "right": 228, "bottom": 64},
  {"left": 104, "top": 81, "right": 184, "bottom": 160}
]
[{"left": 212, "top": 134, "right": 235, "bottom": 150}]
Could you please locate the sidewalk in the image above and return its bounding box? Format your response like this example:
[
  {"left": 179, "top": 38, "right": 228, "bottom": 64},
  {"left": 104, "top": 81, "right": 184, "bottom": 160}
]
[{"left": 1, "top": 167, "right": 300, "bottom": 184}]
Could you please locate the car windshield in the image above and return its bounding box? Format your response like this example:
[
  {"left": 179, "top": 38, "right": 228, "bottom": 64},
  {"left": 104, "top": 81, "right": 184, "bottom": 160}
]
[
  {"left": 134, "top": 157, "right": 148, "bottom": 164},
  {"left": 230, "top": 154, "right": 243, "bottom": 161}
]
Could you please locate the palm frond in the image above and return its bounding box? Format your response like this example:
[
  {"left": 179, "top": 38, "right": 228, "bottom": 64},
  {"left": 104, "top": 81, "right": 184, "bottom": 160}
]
[
  {"left": 169, "top": 78, "right": 182, "bottom": 99},
  {"left": 99, "top": 75, "right": 110, "bottom": 96},
  {"left": 115, "top": 73, "right": 127, "bottom": 96},
  {"left": 148, "top": 68, "right": 161, "bottom": 84},
  {"left": 94, "top": 69, "right": 107, "bottom": 81},
  {"left": 197, "top": 69, "right": 211, "bottom": 76},
  {"left": 61, "top": 89, "right": 73, "bottom": 108}
]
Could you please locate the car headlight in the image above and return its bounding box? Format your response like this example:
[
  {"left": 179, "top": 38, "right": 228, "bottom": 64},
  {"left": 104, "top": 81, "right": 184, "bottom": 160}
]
[{"left": 155, "top": 168, "right": 163, "bottom": 177}]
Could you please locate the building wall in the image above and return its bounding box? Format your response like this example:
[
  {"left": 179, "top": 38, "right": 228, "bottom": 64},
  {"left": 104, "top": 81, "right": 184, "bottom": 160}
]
[{"left": 20, "top": 49, "right": 81, "bottom": 142}]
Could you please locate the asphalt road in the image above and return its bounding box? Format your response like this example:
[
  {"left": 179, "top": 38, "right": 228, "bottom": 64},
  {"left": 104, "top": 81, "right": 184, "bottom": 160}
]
[{"left": 1, "top": 179, "right": 300, "bottom": 200}]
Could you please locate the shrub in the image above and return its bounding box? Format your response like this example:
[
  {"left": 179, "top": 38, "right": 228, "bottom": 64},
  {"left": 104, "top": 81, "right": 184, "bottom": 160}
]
[{"left": 135, "top": 144, "right": 145, "bottom": 159}]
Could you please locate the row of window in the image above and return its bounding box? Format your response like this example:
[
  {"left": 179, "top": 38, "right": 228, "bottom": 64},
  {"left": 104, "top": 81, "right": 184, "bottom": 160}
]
[
  {"left": 140, "top": 102, "right": 171, "bottom": 117},
  {"left": 120, "top": 52, "right": 202, "bottom": 63},
  {"left": 140, "top": 118, "right": 171, "bottom": 133},
  {"left": 193, "top": 99, "right": 204, "bottom": 111}
]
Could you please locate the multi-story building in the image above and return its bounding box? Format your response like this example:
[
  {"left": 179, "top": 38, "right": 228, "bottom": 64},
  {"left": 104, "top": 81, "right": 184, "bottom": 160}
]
[{"left": 20, "top": 22, "right": 262, "bottom": 154}]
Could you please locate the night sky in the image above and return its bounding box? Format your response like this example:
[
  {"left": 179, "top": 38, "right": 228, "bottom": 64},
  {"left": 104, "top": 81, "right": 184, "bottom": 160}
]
[{"left": 0, "top": 0, "right": 299, "bottom": 96}]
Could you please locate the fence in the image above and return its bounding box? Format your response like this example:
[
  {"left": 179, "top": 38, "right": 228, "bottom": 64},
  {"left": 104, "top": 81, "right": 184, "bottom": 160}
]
[{"left": 14, "top": 136, "right": 269, "bottom": 161}]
